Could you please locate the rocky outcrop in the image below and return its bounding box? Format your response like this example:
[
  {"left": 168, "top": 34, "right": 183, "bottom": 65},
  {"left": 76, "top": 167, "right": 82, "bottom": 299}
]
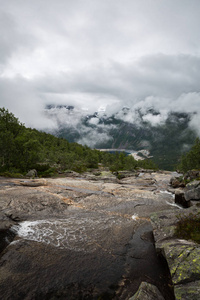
[
  {"left": 170, "top": 176, "right": 185, "bottom": 188},
  {"left": 0, "top": 172, "right": 178, "bottom": 299},
  {"left": 0, "top": 180, "right": 69, "bottom": 222},
  {"left": 159, "top": 238, "right": 200, "bottom": 300},
  {"left": 170, "top": 174, "right": 200, "bottom": 208},
  {"left": 163, "top": 239, "right": 200, "bottom": 285},
  {"left": 151, "top": 205, "right": 200, "bottom": 300},
  {"left": 0, "top": 215, "right": 145, "bottom": 300},
  {"left": 163, "top": 172, "right": 200, "bottom": 298},
  {"left": 185, "top": 180, "right": 200, "bottom": 201},
  {"left": 0, "top": 216, "right": 174, "bottom": 299}
]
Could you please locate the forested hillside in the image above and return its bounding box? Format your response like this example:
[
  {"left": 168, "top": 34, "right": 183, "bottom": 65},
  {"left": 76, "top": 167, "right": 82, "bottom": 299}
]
[
  {"left": 178, "top": 137, "right": 200, "bottom": 172},
  {"left": 0, "top": 108, "right": 156, "bottom": 177}
]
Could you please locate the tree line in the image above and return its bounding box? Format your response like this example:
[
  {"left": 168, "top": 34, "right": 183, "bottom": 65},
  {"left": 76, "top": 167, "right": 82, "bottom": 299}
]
[
  {"left": 178, "top": 137, "right": 200, "bottom": 172},
  {"left": 0, "top": 108, "right": 157, "bottom": 177}
]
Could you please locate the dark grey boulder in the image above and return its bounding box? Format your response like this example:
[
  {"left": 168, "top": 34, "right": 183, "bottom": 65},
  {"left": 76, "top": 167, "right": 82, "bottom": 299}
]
[
  {"left": 185, "top": 181, "right": 200, "bottom": 201},
  {"left": 129, "top": 282, "right": 165, "bottom": 300},
  {"left": 160, "top": 239, "right": 200, "bottom": 300},
  {"left": 175, "top": 190, "right": 190, "bottom": 208},
  {"left": 26, "top": 169, "right": 38, "bottom": 178}
]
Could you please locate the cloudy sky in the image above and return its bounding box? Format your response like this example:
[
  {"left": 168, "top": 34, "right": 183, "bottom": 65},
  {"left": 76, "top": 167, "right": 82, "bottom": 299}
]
[{"left": 0, "top": 0, "right": 200, "bottom": 133}]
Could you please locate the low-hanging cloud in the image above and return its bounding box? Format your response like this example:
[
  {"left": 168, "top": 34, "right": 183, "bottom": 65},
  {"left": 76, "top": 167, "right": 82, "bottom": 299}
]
[
  {"left": 0, "top": 0, "right": 200, "bottom": 138},
  {"left": 76, "top": 125, "right": 116, "bottom": 148}
]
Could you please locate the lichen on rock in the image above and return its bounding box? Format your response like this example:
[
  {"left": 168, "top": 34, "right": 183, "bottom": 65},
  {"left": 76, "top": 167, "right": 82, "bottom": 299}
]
[
  {"left": 174, "top": 280, "right": 200, "bottom": 300},
  {"left": 159, "top": 239, "right": 200, "bottom": 300}
]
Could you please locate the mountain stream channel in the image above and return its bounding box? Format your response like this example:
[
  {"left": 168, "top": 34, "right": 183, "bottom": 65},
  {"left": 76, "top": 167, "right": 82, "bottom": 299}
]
[{"left": 0, "top": 171, "right": 181, "bottom": 299}]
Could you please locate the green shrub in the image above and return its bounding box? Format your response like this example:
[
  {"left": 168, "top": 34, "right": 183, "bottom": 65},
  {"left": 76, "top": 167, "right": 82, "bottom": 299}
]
[
  {"left": 41, "top": 168, "right": 57, "bottom": 177},
  {"left": 178, "top": 138, "right": 200, "bottom": 172},
  {"left": 174, "top": 212, "right": 200, "bottom": 243},
  {"left": 0, "top": 171, "right": 24, "bottom": 178},
  {"left": 32, "top": 164, "right": 51, "bottom": 172}
]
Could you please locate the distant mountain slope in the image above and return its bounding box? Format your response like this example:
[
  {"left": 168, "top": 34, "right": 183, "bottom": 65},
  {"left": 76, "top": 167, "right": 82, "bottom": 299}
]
[{"left": 45, "top": 105, "right": 197, "bottom": 170}]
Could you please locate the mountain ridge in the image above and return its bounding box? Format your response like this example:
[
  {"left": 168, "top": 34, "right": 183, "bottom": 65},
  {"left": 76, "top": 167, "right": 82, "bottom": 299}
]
[{"left": 45, "top": 105, "right": 197, "bottom": 170}]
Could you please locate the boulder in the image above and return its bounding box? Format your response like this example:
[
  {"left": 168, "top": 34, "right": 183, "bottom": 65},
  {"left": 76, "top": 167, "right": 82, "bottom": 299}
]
[
  {"left": 174, "top": 281, "right": 200, "bottom": 300},
  {"left": 162, "top": 239, "right": 200, "bottom": 285},
  {"left": 170, "top": 176, "right": 185, "bottom": 188},
  {"left": 184, "top": 170, "right": 200, "bottom": 181},
  {"left": 175, "top": 190, "right": 190, "bottom": 208},
  {"left": 185, "top": 181, "right": 200, "bottom": 201},
  {"left": 186, "top": 180, "right": 200, "bottom": 190},
  {"left": 20, "top": 179, "right": 47, "bottom": 187},
  {"left": 129, "top": 282, "right": 165, "bottom": 300},
  {"left": 160, "top": 239, "right": 200, "bottom": 300},
  {"left": 26, "top": 169, "right": 37, "bottom": 178}
]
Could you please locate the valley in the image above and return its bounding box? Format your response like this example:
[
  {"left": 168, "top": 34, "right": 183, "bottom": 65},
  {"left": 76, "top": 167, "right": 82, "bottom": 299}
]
[{"left": 45, "top": 105, "right": 197, "bottom": 170}]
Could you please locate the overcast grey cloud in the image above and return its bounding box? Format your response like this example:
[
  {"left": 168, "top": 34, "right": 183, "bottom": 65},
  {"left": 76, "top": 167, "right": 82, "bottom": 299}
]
[{"left": 0, "top": 0, "right": 200, "bottom": 134}]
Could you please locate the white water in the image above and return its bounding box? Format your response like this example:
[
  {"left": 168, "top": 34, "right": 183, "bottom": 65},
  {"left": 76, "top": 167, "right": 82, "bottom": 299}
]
[
  {"left": 12, "top": 218, "right": 98, "bottom": 251},
  {"left": 12, "top": 215, "right": 133, "bottom": 252},
  {"left": 131, "top": 214, "right": 138, "bottom": 220},
  {"left": 160, "top": 190, "right": 174, "bottom": 197},
  {"left": 158, "top": 190, "right": 182, "bottom": 209},
  {"left": 11, "top": 183, "right": 180, "bottom": 252},
  {"left": 165, "top": 201, "right": 183, "bottom": 209}
]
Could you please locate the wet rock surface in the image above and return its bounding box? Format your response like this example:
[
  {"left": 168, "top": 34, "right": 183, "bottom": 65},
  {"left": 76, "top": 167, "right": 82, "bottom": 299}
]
[{"left": 0, "top": 172, "right": 178, "bottom": 299}]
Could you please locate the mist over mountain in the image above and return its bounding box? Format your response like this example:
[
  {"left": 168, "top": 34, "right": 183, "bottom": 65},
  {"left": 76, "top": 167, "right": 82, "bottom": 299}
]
[{"left": 45, "top": 104, "right": 197, "bottom": 170}]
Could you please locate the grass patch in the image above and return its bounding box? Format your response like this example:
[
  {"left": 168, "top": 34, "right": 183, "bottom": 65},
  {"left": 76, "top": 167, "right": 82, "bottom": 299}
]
[{"left": 175, "top": 212, "right": 200, "bottom": 243}]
